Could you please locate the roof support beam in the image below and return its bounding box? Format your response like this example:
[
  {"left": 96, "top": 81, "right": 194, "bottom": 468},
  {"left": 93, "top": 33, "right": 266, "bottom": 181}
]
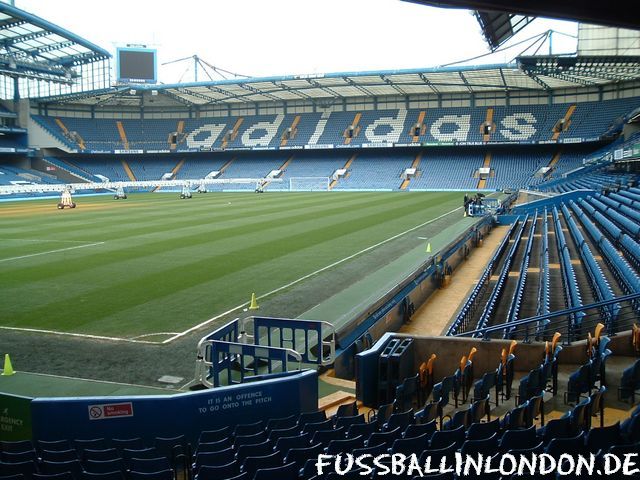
[
  {"left": 305, "top": 78, "right": 342, "bottom": 98},
  {"left": 2, "top": 29, "right": 50, "bottom": 46},
  {"left": 342, "top": 76, "right": 374, "bottom": 96},
  {"left": 237, "top": 83, "right": 282, "bottom": 102},
  {"left": 418, "top": 73, "right": 440, "bottom": 94},
  {"left": 380, "top": 74, "right": 407, "bottom": 95}
]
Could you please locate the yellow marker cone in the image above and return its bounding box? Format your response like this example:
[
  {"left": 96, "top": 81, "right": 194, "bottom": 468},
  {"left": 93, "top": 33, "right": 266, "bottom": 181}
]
[
  {"left": 2, "top": 353, "right": 15, "bottom": 376},
  {"left": 248, "top": 292, "right": 259, "bottom": 310},
  {"left": 426, "top": 243, "right": 432, "bottom": 254}
]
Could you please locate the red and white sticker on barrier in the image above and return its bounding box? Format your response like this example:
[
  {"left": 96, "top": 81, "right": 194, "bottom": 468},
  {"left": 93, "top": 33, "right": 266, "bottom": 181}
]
[{"left": 88, "top": 402, "right": 134, "bottom": 420}]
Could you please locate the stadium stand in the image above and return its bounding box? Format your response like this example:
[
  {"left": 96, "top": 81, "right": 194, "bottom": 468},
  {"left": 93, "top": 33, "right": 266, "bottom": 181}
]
[{"left": 29, "top": 97, "right": 640, "bottom": 154}]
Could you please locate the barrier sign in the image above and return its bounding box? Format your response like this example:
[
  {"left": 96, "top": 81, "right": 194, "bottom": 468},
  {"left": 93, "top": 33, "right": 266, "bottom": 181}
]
[
  {"left": 88, "top": 402, "right": 134, "bottom": 420},
  {"left": 0, "top": 394, "right": 32, "bottom": 441}
]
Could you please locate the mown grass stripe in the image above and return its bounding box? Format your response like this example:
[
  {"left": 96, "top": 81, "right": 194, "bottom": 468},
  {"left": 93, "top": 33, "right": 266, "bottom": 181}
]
[{"left": 0, "top": 192, "right": 464, "bottom": 337}]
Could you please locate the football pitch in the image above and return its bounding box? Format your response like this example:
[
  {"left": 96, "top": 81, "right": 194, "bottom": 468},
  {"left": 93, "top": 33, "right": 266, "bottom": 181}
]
[{"left": 0, "top": 191, "right": 465, "bottom": 344}]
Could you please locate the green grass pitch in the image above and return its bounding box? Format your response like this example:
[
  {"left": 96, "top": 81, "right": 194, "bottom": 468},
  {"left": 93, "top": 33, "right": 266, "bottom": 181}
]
[{"left": 0, "top": 191, "right": 464, "bottom": 342}]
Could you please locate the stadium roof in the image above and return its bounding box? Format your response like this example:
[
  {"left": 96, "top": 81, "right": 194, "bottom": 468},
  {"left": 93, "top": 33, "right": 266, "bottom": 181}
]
[
  {"left": 404, "top": 0, "right": 640, "bottom": 52},
  {"left": 37, "top": 56, "right": 640, "bottom": 107},
  {"left": 0, "top": 2, "right": 110, "bottom": 84},
  {"left": 404, "top": 0, "right": 640, "bottom": 33}
]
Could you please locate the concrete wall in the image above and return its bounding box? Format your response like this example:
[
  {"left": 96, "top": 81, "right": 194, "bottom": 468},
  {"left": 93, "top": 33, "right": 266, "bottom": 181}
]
[
  {"left": 27, "top": 117, "right": 72, "bottom": 152},
  {"left": 391, "top": 330, "right": 635, "bottom": 382}
]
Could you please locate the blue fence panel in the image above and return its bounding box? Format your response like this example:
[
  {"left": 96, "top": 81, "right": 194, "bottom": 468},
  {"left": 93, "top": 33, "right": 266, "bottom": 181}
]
[{"left": 31, "top": 369, "right": 318, "bottom": 444}]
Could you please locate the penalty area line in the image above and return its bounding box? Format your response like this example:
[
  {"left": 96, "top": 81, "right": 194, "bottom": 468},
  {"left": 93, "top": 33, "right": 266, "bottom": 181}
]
[
  {"left": 0, "top": 241, "right": 105, "bottom": 263},
  {"left": 17, "top": 370, "right": 176, "bottom": 392},
  {"left": 0, "top": 325, "right": 160, "bottom": 345},
  {"left": 162, "top": 205, "right": 463, "bottom": 344}
]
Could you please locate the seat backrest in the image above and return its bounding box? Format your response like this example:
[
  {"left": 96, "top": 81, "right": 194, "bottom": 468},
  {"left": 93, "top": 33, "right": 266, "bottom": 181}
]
[
  {"left": 40, "top": 459, "right": 83, "bottom": 477},
  {"left": 127, "top": 457, "right": 171, "bottom": 474},
  {"left": 326, "top": 436, "right": 364, "bottom": 455},
  {"left": 241, "top": 451, "right": 282, "bottom": 477},
  {"left": 366, "top": 427, "right": 401, "bottom": 448},
  {"left": 0, "top": 460, "right": 38, "bottom": 478},
  {"left": 198, "top": 426, "right": 231, "bottom": 444},
  {"left": 385, "top": 409, "right": 414, "bottom": 432},
  {"left": 235, "top": 441, "right": 273, "bottom": 464},
  {"left": 403, "top": 419, "right": 436, "bottom": 439},
  {"left": 283, "top": 442, "right": 324, "bottom": 468},
  {"left": 40, "top": 448, "right": 79, "bottom": 462},
  {"left": 499, "top": 425, "right": 537, "bottom": 451},
  {"left": 0, "top": 441, "right": 34, "bottom": 454},
  {"left": 82, "top": 458, "right": 125, "bottom": 474},
  {"left": 334, "top": 401, "right": 357, "bottom": 419},
  {"left": 1, "top": 450, "right": 37, "bottom": 464},
  {"left": 128, "top": 470, "right": 174, "bottom": 480},
  {"left": 233, "top": 420, "right": 264, "bottom": 437},
  {"left": 524, "top": 394, "right": 543, "bottom": 426},
  {"left": 503, "top": 403, "right": 527, "bottom": 429},
  {"left": 346, "top": 421, "right": 376, "bottom": 440},
  {"left": 351, "top": 443, "right": 388, "bottom": 457},
  {"left": 310, "top": 427, "right": 344, "bottom": 447},
  {"left": 430, "top": 425, "right": 465, "bottom": 450},
  {"left": 568, "top": 397, "right": 591, "bottom": 432},
  {"left": 585, "top": 422, "right": 621, "bottom": 452},
  {"left": 466, "top": 418, "right": 500, "bottom": 440},
  {"left": 445, "top": 408, "right": 470, "bottom": 430},
  {"left": 121, "top": 448, "right": 158, "bottom": 460},
  {"left": 334, "top": 414, "right": 365, "bottom": 430},
  {"left": 470, "top": 395, "right": 490, "bottom": 423},
  {"left": 460, "top": 433, "right": 498, "bottom": 457},
  {"left": 81, "top": 448, "right": 120, "bottom": 463},
  {"left": 253, "top": 461, "right": 298, "bottom": 480},
  {"left": 416, "top": 402, "right": 440, "bottom": 425},
  {"left": 81, "top": 471, "right": 125, "bottom": 480},
  {"left": 193, "top": 448, "right": 235, "bottom": 469},
  {"left": 37, "top": 440, "right": 71, "bottom": 453},
  {"left": 234, "top": 431, "right": 267, "bottom": 449},
  {"left": 390, "top": 432, "right": 429, "bottom": 454},
  {"left": 301, "top": 419, "right": 333, "bottom": 436},
  {"left": 545, "top": 432, "right": 586, "bottom": 455},
  {"left": 273, "top": 433, "right": 310, "bottom": 457},
  {"left": 74, "top": 439, "right": 107, "bottom": 452},
  {"left": 297, "top": 410, "right": 326, "bottom": 427},
  {"left": 197, "top": 461, "right": 238, "bottom": 480},
  {"left": 418, "top": 442, "right": 457, "bottom": 469},
  {"left": 267, "top": 425, "right": 300, "bottom": 442},
  {"left": 111, "top": 438, "right": 144, "bottom": 452},
  {"left": 265, "top": 415, "right": 297, "bottom": 432},
  {"left": 541, "top": 417, "right": 572, "bottom": 443}
]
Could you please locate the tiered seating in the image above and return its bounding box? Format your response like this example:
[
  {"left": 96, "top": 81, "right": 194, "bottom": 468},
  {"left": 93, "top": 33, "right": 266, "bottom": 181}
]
[
  {"left": 409, "top": 150, "right": 483, "bottom": 190},
  {"left": 334, "top": 152, "right": 413, "bottom": 191},
  {"left": 565, "top": 326, "right": 611, "bottom": 404},
  {"left": 562, "top": 204, "right": 619, "bottom": 329},
  {"left": 30, "top": 97, "right": 640, "bottom": 153},
  {"left": 2, "top": 368, "right": 639, "bottom": 480},
  {"left": 473, "top": 216, "right": 528, "bottom": 335},
  {"left": 268, "top": 153, "right": 347, "bottom": 191},
  {"left": 446, "top": 221, "right": 520, "bottom": 336},
  {"left": 485, "top": 152, "right": 548, "bottom": 190},
  {"left": 0, "top": 166, "right": 58, "bottom": 186},
  {"left": 64, "top": 157, "right": 129, "bottom": 182}
]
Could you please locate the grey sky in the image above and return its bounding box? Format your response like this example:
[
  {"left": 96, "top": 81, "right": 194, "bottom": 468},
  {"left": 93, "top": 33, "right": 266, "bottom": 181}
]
[{"left": 16, "top": 0, "right": 578, "bottom": 83}]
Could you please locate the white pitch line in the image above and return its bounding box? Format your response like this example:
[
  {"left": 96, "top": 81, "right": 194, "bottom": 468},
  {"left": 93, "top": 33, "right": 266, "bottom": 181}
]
[
  {"left": 162, "top": 205, "right": 463, "bottom": 344},
  {"left": 0, "top": 325, "right": 159, "bottom": 344},
  {"left": 19, "top": 370, "right": 176, "bottom": 391},
  {"left": 129, "top": 332, "right": 180, "bottom": 340},
  {"left": 0, "top": 238, "right": 98, "bottom": 244},
  {"left": 0, "top": 241, "right": 105, "bottom": 263}
]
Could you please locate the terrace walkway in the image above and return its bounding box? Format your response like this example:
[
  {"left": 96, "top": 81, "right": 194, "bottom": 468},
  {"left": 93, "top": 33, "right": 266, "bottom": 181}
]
[{"left": 400, "top": 224, "right": 510, "bottom": 337}]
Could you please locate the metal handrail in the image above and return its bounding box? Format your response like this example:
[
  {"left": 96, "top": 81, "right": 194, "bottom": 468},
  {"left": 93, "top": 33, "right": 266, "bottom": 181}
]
[{"left": 455, "top": 292, "right": 640, "bottom": 341}]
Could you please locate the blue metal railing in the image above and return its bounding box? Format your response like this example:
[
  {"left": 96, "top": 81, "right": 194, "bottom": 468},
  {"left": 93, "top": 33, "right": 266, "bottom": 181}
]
[{"left": 455, "top": 292, "right": 640, "bottom": 343}]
